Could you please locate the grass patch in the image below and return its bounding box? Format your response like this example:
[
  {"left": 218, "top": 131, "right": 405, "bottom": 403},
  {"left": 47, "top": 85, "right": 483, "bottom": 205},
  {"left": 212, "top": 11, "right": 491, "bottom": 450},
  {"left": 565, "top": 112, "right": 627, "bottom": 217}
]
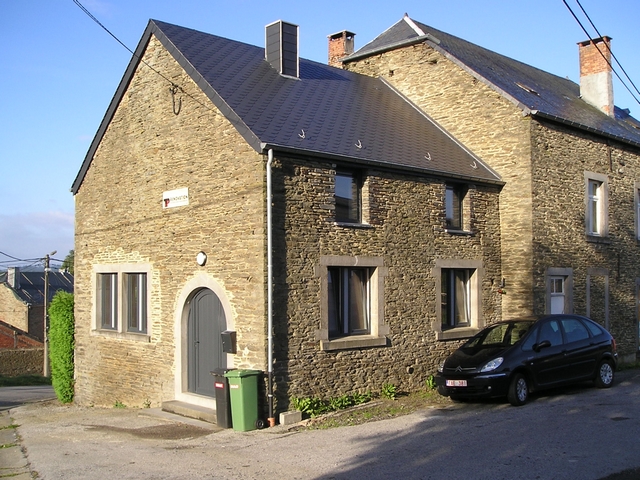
[
  {"left": 0, "top": 375, "right": 51, "bottom": 387},
  {"left": 298, "top": 389, "right": 452, "bottom": 430}
]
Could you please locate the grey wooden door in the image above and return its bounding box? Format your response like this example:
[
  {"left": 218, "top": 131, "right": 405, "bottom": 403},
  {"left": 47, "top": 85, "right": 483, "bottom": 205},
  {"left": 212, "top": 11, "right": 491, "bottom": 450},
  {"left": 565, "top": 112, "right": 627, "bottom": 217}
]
[{"left": 187, "top": 288, "right": 226, "bottom": 397}]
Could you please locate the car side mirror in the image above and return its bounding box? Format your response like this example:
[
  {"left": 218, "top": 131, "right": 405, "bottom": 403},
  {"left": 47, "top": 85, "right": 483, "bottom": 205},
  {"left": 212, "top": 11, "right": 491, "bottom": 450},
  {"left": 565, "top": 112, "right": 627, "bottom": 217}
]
[{"left": 533, "top": 339, "right": 552, "bottom": 352}]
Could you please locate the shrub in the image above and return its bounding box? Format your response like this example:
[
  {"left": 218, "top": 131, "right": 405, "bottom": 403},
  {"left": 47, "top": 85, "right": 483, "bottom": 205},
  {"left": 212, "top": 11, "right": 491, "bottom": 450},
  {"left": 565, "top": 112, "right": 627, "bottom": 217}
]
[
  {"left": 48, "top": 291, "right": 75, "bottom": 403},
  {"left": 381, "top": 383, "right": 397, "bottom": 400}
]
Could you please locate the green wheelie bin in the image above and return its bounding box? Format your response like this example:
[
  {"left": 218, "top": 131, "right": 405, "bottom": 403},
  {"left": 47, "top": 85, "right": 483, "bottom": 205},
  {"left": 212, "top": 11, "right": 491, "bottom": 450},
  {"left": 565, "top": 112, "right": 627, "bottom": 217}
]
[{"left": 224, "top": 369, "right": 262, "bottom": 431}]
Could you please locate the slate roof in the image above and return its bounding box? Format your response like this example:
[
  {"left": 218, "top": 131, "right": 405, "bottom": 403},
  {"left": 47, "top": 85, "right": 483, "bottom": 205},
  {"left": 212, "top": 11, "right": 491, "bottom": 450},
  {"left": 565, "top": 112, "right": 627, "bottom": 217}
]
[
  {"left": 71, "top": 20, "right": 501, "bottom": 194},
  {"left": 0, "top": 271, "right": 74, "bottom": 306},
  {"left": 347, "top": 15, "right": 640, "bottom": 149}
]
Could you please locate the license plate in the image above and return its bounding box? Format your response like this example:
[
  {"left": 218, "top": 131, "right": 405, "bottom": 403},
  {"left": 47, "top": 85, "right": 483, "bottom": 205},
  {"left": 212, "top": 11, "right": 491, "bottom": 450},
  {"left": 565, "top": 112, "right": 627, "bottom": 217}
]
[{"left": 446, "top": 379, "right": 467, "bottom": 387}]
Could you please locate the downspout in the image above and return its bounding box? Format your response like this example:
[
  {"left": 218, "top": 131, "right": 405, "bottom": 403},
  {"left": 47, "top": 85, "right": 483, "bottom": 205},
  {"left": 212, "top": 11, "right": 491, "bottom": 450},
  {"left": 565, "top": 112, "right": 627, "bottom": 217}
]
[{"left": 267, "top": 149, "right": 275, "bottom": 427}]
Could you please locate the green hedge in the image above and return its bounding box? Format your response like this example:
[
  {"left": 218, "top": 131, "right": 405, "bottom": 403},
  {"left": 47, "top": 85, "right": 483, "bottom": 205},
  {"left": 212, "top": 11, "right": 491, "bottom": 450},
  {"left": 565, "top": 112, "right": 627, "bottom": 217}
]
[{"left": 48, "top": 291, "right": 74, "bottom": 403}]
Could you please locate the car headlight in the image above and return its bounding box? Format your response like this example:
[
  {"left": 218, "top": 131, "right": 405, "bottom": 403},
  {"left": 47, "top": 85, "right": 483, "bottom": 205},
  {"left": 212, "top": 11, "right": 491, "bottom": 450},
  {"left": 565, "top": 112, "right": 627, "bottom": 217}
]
[
  {"left": 437, "top": 360, "right": 445, "bottom": 373},
  {"left": 480, "top": 357, "right": 503, "bottom": 372}
]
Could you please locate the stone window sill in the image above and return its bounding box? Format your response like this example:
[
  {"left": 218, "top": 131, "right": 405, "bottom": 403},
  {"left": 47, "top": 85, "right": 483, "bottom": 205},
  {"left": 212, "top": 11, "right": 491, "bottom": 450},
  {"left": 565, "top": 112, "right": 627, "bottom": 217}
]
[
  {"left": 445, "top": 228, "right": 474, "bottom": 236},
  {"left": 333, "top": 221, "right": 374, "bottom": 229},
  {"left": 320, "top": 335, "right": 388, "bottom": 351},
  {"left": 586, "top": 234, "right": 611, "bottom": 245},
  {"left": 91, "top": 329, "right": 151, "bottom": 342}
]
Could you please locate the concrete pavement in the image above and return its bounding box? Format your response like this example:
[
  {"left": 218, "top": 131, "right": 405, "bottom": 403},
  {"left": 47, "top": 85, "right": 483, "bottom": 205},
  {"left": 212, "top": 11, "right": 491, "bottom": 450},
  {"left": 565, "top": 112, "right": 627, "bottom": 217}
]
[
  {"left": 3, "top": 372, "right": 640, "bottom": 479},
  {"left": 0, "top": 385, "right": 55, "bottom": 479}
]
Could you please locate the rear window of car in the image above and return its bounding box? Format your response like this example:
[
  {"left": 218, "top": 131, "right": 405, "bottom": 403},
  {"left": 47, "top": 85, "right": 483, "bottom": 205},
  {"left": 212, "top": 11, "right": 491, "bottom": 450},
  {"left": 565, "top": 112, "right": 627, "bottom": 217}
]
[{"left": 583, "top": 319, "right": 606, "bottom": 337}]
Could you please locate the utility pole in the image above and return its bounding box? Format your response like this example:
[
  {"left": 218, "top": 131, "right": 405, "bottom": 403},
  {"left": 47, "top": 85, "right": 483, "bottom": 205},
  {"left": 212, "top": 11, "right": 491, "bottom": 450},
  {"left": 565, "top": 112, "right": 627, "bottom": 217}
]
[{"left": 43, "top": 251, "right": 56, "bottom": 377}]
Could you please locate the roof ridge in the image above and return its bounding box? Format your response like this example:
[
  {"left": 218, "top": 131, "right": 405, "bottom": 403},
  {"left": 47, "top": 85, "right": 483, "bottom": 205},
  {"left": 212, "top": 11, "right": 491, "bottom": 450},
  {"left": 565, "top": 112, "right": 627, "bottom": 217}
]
[{"left": 403, "top": 14, "right": 425, "bottom": 36}]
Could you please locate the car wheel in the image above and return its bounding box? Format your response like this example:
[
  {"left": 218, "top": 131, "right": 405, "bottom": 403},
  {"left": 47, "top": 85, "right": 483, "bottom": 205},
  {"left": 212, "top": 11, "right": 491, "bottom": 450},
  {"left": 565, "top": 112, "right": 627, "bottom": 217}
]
[
  {"left": 507, "top": 373, "right": 529, "bottom": 406},
  {"left": 595, "top": 360, "right": 614, "bottom": 388}
]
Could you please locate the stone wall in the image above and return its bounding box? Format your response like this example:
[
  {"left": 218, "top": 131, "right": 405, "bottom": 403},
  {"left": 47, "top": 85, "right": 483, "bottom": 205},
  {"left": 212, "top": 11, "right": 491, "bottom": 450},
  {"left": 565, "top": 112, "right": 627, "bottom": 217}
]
[
  {"left": 346, "top": 41, "right": 640, "bottom": 356},
  {"left": 272, "top": 157, "right": 503, "bottom": 406},
  {"left": 0, "top": 349, "right": 43, "bottom": 376},
  {"left": 345, "top": 43, "right": 535, "bottom": 319},
  {"left": 530, "top": 119, "right": 640, "bottom": 356},
  {"left": 73, "top": 35, "right": 266, "bottom": 408}
]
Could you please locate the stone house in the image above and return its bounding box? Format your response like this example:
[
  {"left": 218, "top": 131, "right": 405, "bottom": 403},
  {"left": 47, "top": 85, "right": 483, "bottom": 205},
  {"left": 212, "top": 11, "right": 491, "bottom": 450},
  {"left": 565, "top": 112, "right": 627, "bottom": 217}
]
[
  {"left": 0, "top": 267, "right": 74, "bottom": 343},
  {"left": 71, "top": 19, "right": 504, "bottom": 418},
  {"left": 343, "top": 15, "right": 640, "bottom": 363}
]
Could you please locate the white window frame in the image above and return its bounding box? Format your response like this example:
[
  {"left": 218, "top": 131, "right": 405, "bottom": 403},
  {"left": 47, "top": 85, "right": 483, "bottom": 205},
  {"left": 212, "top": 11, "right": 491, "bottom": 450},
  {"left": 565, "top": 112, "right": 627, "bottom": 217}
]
[
  {"left": 316, "top": 256, "right": 388, "bottom": 350},
  {"left": 92, "top": 264, "right": 152, "bottom": 341},
  {"left": 584, "top": 172, "right": 609, "bottom": 238},
  {"left": 545, "top": 268, "right": 573, "bottom": 314},
  {"left": 434, "top": 259, "right": 483, "bottom": 340}
]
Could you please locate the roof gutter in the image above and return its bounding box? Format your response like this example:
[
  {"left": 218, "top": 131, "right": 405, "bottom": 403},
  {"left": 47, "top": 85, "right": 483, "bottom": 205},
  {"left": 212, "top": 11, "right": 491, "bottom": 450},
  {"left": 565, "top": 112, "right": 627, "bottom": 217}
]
[
  {"left": 530, "top": 110, "right": 640, "bottom": 149},
  {"left": 260, "top": 143, "right": 504, "bottom": 186}
]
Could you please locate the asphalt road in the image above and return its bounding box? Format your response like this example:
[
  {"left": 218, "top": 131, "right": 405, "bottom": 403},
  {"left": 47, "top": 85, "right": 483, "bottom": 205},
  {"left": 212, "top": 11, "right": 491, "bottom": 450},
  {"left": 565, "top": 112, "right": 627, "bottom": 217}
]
[{"left": 3, "top": 371, "right": 640, "bottom": 479}]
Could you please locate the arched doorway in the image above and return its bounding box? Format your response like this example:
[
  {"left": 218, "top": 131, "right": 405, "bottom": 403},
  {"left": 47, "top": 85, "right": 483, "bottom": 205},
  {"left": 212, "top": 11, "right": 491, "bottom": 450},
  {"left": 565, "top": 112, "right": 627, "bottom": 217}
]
[{"left": 187, "top": 288, "right": 226, "bottom": 397}]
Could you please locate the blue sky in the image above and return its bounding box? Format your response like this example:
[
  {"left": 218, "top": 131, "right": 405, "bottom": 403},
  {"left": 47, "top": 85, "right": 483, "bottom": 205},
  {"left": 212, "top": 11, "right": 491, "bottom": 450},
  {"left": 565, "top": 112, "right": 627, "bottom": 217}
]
[{"left": 1, "top": 0, "right": 638, "bottom": 269}]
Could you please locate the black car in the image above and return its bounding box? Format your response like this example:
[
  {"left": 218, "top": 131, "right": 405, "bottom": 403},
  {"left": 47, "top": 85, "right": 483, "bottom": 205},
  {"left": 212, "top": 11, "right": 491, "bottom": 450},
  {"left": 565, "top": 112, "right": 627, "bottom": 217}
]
[{"left": 435, "top": 314, "right": 617, "bottom": 406}]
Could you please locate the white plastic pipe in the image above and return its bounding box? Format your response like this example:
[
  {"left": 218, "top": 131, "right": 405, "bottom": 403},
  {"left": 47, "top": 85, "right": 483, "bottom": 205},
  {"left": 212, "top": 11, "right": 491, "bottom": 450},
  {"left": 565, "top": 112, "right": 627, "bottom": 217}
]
[{"left": 266, "top": 149, "right": 275, "bottom": 426}]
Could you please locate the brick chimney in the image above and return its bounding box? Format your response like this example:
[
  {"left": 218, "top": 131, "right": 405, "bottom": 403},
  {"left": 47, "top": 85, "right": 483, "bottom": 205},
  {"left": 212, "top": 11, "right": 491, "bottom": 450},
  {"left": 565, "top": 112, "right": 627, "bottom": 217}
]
[
  {"left": 7, "top": 267, "right": 20, "bottom": 289},
  {"left": 328, "top": 30, "right": 355, "bottom": 68},
  {"left": 578, "top": 36, "right": 614, "bottom": 117},
  {"left": 265, "top": 20, "right": 299, "bottom": 78}
]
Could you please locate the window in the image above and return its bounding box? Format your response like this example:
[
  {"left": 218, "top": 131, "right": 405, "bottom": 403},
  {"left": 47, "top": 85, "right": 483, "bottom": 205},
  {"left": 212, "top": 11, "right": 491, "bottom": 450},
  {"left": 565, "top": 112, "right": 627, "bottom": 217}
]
[
  {"left": 441, "top": 269, "right": 472, "bottom": 328},
  {"left": 335, "top": 171, "right": 362, "bottom": 223},
  {"left": 434, "top": 259, "right": 483, "bottom": 340},
  {"left": 539, "top": 320, "right": 563, "bottom": 347},
  {"left": 317, "top": 256, "right": 388, "bottom": 350},
  {"left": 328, "top": 267, "right": 370, "bottom": 337},
  {"left": 93, "top": 264, "right": 151, "bottom": 339},
  {"left": 560, "top": 318, "right": 590, "bottom": 343},
  {"left": 549, "top": 277, "right": 565, "bottom": 314},
  {"left": 125, "top": 273, "right": 147, "bottom": 333},
  {"left": 546, "top": 268, "right": 573, "bottom": 314},
  {"left": 445, "top": 184, "right": 465, "bottom": 230},
  {"left": 587, "top": 179, "right": 602, "bottom": 234},
  {"left": 97, "top": 273, "right": 117, "bottom": 330},
  {"left": 584, "top": 172, "right": 608, "bottom": 238}
]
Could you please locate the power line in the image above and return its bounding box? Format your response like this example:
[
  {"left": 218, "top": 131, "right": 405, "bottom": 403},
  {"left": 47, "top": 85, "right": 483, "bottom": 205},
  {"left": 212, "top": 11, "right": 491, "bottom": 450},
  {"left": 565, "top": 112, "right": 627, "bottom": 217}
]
[
  {"left": 562, "top": 0, "right": 640, "bottom": 107},
  {"left": 72, "top": 0, "right": 217, "bottom": 115},
  {"left": 575, "top": 0, "right": 640, "bottom": 100}
]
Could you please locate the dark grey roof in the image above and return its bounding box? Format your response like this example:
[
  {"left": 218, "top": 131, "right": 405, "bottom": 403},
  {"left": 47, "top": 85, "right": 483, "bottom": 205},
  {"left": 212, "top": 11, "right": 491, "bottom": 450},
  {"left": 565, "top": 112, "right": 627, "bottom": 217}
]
[
  {"left": 71, "top": 20, "right": 501, "bottom": 194},
  {"left": 0, "top": 271, "right": 74, "bottom": 306},
  {"left": 347, "top": 16, "right": 640, "bottom": 149}
]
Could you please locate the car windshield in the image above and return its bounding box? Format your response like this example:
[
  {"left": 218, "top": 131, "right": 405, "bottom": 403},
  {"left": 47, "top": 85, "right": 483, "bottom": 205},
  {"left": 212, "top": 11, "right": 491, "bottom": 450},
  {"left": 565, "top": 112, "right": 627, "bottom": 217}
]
[{"left": 464, "top": 321, "right": 535, "bottom": 348}]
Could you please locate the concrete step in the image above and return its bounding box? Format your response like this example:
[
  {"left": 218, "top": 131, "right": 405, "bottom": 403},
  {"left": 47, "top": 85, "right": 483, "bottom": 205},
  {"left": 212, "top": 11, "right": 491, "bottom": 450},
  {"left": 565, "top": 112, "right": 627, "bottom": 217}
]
[{"left": 161, "top": 400, "right": 217, "bottom": 424}]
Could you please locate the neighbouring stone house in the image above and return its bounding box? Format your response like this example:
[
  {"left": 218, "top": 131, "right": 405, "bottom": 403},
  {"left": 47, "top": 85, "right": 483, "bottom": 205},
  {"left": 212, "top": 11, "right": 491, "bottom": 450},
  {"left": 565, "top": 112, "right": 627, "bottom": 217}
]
[
  {"left": 0, "top": 267, "right": 74, "bottom": 343},
  {"left": 71, "top": 19, "right": 504, "bottom": 418},
  {"left": 343, "top": 15, "right": 640, "bottom": 363}
]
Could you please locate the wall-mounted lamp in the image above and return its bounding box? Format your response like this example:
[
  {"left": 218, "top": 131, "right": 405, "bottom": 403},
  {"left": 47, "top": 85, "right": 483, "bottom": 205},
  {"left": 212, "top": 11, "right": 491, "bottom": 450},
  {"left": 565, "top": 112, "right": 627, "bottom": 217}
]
[
  {"left": 499, "top": 278, "right": 506, "bottom": 288},
  {"left": 196, "top": 251, "right": 207, "bottom": 266}
]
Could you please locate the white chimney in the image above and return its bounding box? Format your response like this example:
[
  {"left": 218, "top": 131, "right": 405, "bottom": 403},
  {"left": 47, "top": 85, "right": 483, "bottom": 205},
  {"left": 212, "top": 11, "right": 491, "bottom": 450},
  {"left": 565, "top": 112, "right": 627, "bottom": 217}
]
[
  {"left": 7, "top": 267, "right": 20, "bottom": 289},
  {"left": 578, "top": 36, "right": 614, "bottom": 117}
]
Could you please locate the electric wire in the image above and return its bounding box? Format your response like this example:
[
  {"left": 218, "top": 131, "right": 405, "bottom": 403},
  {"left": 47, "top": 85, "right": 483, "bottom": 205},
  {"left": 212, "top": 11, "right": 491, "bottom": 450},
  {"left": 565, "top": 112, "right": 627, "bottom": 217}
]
[
  {"left": 575, "top": 0, "right": 640, "bottom": 99},
  {"left": 72, "top": 0, "right": 219, "bottom": 116},
  {"left": 562, "top": 0, "right": 640, "bottom": 106}
]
